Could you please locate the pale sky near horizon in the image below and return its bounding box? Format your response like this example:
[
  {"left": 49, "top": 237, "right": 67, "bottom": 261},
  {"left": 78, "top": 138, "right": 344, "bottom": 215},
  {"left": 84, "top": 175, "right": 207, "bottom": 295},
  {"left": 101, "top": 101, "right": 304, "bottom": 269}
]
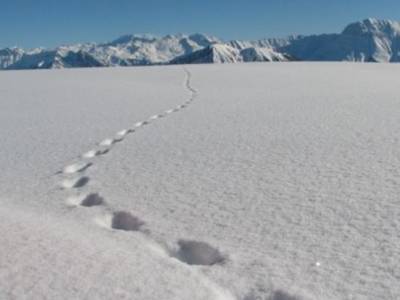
[{"left": 1, "top": 0, "right": 399, "bottom": 48}]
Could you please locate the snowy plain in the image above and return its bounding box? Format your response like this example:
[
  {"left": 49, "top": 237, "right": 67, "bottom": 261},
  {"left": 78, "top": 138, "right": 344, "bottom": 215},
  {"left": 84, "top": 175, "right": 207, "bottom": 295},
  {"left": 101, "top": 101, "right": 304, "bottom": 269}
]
[{"left": 0, "top": 63, "right": 399, "bottom": 300}]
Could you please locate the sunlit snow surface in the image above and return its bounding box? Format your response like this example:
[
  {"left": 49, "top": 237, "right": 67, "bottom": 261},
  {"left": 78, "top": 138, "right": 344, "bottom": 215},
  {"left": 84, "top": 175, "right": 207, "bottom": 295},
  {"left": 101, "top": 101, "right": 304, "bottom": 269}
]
[{"left": 0, "top": 63, "right": 399, "bottom": 299}]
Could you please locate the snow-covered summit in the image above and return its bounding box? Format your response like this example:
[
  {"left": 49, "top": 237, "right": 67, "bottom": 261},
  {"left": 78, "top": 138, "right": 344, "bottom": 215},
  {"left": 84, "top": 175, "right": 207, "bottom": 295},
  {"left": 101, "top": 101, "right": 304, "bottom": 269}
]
[
  {"left": 342, "top": 18, "right": 400, "bottom": 37},
  {"left": 2, "top": 18, "right": 400, "bottom": 70},
  {"left": 8, "top": 49, "right": 103, "bottom": 70},
  {"left": 171, "top": 43, "right": 290, "bottom": 64},
  {"left": 0, "top": 47, "right": 24, "bottom": 69},
  {"left": 108, "top": 34, "right": 159, "bottom": 46},
  {"left": 171, "top": 44, "right": 242, "bottom": 64},
  {"left": 240, "top": 47, "right": 291, "bottom": 62},
  {"left": 85, "top": 33, "right": 220, "bottom": 66},
  {"left": 3, "top": 33, "right": 220, "bottom": 70},
  {"left": 276, "top": 18, "right": 400, "bottom": 62}
]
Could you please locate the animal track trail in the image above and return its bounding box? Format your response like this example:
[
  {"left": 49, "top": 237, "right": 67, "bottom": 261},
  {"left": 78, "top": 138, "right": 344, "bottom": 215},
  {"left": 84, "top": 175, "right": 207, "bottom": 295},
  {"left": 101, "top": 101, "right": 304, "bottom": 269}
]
[
  {"left": 55, "top": 67, "right": 234, "bottom": 300},
  {"left": 58, "top": 66, "right": 197, "bottom": 198}
]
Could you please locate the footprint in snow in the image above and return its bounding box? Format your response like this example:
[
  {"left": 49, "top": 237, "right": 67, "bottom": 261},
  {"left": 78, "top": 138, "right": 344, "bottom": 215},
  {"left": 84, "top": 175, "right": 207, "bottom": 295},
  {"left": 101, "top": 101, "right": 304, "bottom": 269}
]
[
  {"left": 82, "top": 148, "right": 109, "bottom": 158},
  {"left": 81, "top": 193, "right": 105, "bottom": 207},
  {"left": 61, "top": 176, "right": 90, "bottom": 189},
  {"left": 63, "top": 162, "right": 92, "bottom": 174},
  {"left": 99, "top": 138, "right": 115, "bottom": 147},
  {"left": 99, "top": 137, "right": 123, "bottom": 147},
  {"left": 116, "top": 129, "right": 133, "bottom": 137},
  {"left": 171, "top": 240, "right": 225, "bottom": 266},
  {"left": 149, "top": 114, "right": 163, "bottom": 120},
  {"left": 134, "top": 121, "right": 149, "bottom": 128},
  {"left": 244, "top": 289, "right": 304, "bottom": 300},
  {"left": 271, "top": 290, "right": 304, "bottom": 300},
  {"left": 66, "top": 193, "right": 105, "bottom": 207},
  {"left": 111, "top": 211, "right": 145, "bottom": 232}
]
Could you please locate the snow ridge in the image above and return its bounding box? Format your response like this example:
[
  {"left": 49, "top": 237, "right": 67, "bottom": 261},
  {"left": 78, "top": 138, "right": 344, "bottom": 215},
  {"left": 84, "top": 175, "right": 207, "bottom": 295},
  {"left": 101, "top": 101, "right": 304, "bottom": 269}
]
[
  {"left": 171, "top": 43, "right": 289, "bottom": 64},
  {"left": 2, "top": 18, "right": 400, "bottom": 70},
  {"left": 8, "top": 49, "right": 103, "bottom": 70},
  {"left": 0, "top": 48, "right": 24, "bottom": 69},
  {"left": 277, "top": 18, "right": 400, "bottom": 62},
  {"left": 3, "top": 33, "right": 220, "bottom": 70},
  {"left": 2, "top": 18, "right": 400, "bottom": 69}
]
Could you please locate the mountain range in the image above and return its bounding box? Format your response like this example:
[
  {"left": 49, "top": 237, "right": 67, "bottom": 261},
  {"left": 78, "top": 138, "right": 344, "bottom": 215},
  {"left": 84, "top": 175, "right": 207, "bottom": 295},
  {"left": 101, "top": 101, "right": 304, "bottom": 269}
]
[{"left": 1, "top": 18, "right": 400, "bottom": 70}]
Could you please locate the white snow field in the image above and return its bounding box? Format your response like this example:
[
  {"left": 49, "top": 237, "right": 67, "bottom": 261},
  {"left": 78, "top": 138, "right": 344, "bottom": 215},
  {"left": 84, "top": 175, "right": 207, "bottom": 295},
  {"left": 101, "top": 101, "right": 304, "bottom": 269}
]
[{"left": 0, "top": 63, "right": 399, "bottom": 300}]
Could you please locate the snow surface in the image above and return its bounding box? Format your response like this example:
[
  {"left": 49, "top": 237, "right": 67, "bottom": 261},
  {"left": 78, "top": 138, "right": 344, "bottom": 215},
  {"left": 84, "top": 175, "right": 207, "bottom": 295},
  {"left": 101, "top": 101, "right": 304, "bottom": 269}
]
[{"left": 0, "top": 63, "right": 399, "bottom": 299}]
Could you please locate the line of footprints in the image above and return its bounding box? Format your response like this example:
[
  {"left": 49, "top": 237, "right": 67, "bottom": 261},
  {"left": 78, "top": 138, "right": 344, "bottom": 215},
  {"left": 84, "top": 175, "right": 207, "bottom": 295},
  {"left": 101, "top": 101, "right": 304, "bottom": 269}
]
[
  {"left": 58, "top": 68, "right": 228, "bottom": 270},
  {"left": 57, "top": 69, "right": 303, "bottom": 300}
]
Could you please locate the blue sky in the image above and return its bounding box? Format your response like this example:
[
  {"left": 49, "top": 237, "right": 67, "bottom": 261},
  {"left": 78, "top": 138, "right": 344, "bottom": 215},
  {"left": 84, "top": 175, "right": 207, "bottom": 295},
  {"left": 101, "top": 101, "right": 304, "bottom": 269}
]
[{"left": 1, "top": 0, "right": 399, "bottom": 48}]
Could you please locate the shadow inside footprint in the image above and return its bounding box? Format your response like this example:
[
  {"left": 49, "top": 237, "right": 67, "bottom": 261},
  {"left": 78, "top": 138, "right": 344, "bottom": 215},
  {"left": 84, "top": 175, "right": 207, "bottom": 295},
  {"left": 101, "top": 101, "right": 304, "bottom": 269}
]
[
  {"left": 80, "top": 193, "right": 104, "bottom": 207},
  {"left": 63, "top": 162, "right": 92, "bottom": 174},
  {"left": 111, "top": 211, "right": 144, "bottom": 231},
  {"left": 244, "top": 289, "right": 303, "bottom": 300},
  {"left": 117, "top": 129, "right": 133, "bottom": 137},
  {"left": 72, "top": 176, "right": 89, "bottom": 188},
  {"left": 62, "top": 176, "right": 90, "bottom": 189},
  {"left": 271, "top": 290, "right": 303, "bottom": 300},
  {"left": 173, "top": 240, "right": 225, "bottom": 266},
  {"left": 83, "top": 148, "right": 109, "bottom": 158}
]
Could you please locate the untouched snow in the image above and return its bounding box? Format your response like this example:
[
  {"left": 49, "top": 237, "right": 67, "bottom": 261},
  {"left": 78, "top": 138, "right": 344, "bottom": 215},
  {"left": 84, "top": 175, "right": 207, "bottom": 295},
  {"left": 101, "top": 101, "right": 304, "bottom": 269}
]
[{"left": 0, "top": 63, "right": 399, "bottom": 299}]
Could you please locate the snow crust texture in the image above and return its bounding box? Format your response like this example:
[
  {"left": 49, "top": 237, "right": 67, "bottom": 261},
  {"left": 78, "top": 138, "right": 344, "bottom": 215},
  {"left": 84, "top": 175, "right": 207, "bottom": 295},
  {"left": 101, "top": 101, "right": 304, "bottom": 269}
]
[
  {"left": 50, "top": 66, "right": 236, "bottom": 299},
  {"left": 0, "top": 63, "right": 399, "bottom": 299}
]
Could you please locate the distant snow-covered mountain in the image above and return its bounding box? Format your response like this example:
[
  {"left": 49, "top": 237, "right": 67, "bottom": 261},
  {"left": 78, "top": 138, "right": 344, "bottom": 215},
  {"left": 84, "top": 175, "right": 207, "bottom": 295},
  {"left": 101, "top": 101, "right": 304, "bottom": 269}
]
[
  {"left": 1, "top": 18, "right": 400, "bottom": 70},
  {"left": 276, "top": 18, "right": 400, "bottom": 62},
  {"left": 240, "top": 47, "right": 291, "bottom": 62},
  {"left": 0, "top": 48, "right": 24, "bottom": 69},
  {"left": 4, "top": 33, "right": 220, "bottom": 70},
  {"left": 171, "top": 44, "right": 242, "bottom": 64},
  {"left": 171, "top": 44, "right": 289, "bottom": 64},
  {"left": 81, "top": 33, "right": 221, "bottom": 66},
  {"left": 9, "top": 48, "right": 103, "bottom": 70}
]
